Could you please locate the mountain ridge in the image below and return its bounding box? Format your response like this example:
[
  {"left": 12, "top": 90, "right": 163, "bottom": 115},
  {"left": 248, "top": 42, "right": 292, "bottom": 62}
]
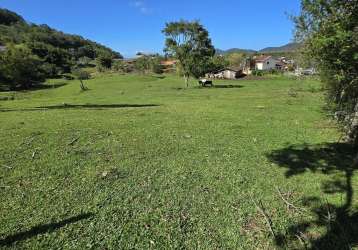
[{"left": 217, "top": 42, "right": 300, "bottom": 55}]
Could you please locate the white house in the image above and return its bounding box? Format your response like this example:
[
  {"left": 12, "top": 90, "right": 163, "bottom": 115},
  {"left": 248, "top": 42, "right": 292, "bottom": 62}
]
[
  {"left": 207, "top": 68, "right": 242, "bottom": 80},
  {"left": 255, "top": 56, "right": 281, "bottom": 71}
]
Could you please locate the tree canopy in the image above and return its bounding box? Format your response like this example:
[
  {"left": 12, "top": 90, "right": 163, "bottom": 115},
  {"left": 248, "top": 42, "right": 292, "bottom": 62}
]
[
  {"left": 294, "top": 0, "right": 358, "bottom": 146},
  {"left": 0, "top": 44, "right": 44, "bottom": 90},
  {"left": 163, "top": 20, "right": 215, "bottom": 86},
  {"left": 295, "top": 0, "right": 358, "bottom": 144}
]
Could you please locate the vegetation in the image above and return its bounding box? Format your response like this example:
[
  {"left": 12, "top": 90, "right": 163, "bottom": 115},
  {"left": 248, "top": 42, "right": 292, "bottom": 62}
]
[
  {"left": 0, "top": 44, "right": 44, "bottom": 90},
  {"left": 294, "top": 0, "right": 358, "bottom": 147},
  {"left": 72, "top": 67, "right": 90, "bottom": 91},
  {"left": 134, "top": 56, "right": 164, "bottom": 74},
  {"left": 96, "top": 53, "right": 114, "bottom": 72},
  {"left": 0, "top": 8, "right": 122, "bottom": 87},
  {"left": 0, "top": 74, "right": 354, "bottom": 249},
  {"left": 0, "top": 2, "right": 356, "bottom": 249},
  {"left": 163, "top": 20, "right": 215, "bottom": 87}
]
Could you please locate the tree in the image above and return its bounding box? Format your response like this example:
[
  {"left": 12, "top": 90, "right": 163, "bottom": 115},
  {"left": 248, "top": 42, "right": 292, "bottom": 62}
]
[
  {"left": 210, "top": 55, "right": 229, "bottom": 72},
  {"left": 226, "top": 53, "right": 245, "bottom": 67},
  {"left": 72, "top": 67, "right": 90, "bottom": 91},
  {"left": 294, "top": 0, "right": 358, "bottom": 147},
  {"left": 0, "top": 44, "right": 44, "bottom": 90},
  {"left": 162, "top": 20, "right": 215, "bottom": 87},
  {"left": 134, "top": 56, "right": 164, "bottom": 74},
  {"left": 134, "top": 56, "right": 151, "bottom": 74},
  {"left": 96, "top": 53, "right": 113, "bottom": 71},
  {"left": 0, "top": 8, "right": 25, "bottom": 25},
  {"left": 150, "top": 57, "right": 164, "bottom": 74},
  {"left": 77, "top": 56, "right": 92, "bottom": 67}
]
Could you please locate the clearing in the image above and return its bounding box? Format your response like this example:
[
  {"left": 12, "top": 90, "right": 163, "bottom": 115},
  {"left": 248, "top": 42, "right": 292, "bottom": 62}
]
[{"left": 0, "top": 74, "right": 356, "bottom": 249}]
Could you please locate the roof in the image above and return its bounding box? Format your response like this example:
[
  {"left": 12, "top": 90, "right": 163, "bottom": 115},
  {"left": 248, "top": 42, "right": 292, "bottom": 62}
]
[
  {"left": 211, "top": 67, "right": 243, "bottom": 74},
  {"left": 255, "top": 55, "right": 272, "bottom": 62},
  {"left": 225, "top": 67, "right": 243, "bottom": 72},
  {"left": 160, "top": 60, "right": 177, "bottom": 66}
]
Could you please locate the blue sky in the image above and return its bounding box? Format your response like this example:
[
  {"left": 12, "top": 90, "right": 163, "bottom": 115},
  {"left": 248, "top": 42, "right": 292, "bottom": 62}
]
[{"left": 0, "top": 0, "right": 301, "bottom": 57}]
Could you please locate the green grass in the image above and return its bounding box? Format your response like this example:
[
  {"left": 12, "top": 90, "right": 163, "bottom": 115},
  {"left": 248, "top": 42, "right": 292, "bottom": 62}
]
[{"left": 0, "top": 74, "right": 357, "bottom": 249}]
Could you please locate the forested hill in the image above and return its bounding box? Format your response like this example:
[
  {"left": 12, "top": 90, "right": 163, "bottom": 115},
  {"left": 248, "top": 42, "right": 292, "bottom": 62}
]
[{"left": 0, "top": 8, "right": 122, "bottom": 72}]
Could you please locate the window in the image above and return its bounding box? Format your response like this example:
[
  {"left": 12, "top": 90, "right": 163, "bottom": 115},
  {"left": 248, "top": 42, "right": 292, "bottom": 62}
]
[{"left": 267, "top": 61, "right": 270, "bottom": 64}]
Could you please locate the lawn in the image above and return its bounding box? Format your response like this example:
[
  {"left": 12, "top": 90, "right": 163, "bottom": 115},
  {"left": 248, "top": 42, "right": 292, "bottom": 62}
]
[{"left": 0, "top": 74, "right": 357, "bottom": 249}]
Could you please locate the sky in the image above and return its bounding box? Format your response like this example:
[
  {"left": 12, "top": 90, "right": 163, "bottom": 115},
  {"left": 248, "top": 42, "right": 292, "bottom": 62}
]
[{"left": 0, "top": 0, "right": 301, "bottom": 57}]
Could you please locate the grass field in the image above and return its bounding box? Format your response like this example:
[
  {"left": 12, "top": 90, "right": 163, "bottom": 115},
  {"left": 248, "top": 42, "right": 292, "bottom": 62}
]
[{"left": 0, "top": 74, "right": 357, "bottom": 249}]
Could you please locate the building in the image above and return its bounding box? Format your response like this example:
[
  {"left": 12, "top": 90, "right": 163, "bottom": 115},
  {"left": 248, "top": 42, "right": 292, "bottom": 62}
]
[
  {"left": 160, "top": 60, "right": 177, "bottom": 67},
  {"left": 160, "top": 60, "right": 177, "bottom": 73},
  {"left": 0, "top": 45, "right": 6, "bottom": 52},
  {"left": 206, "top": 68, "right": 244, "bottom": 80},
  {"left": 255, "top": 55, "right": 282, "bottom": 71}
]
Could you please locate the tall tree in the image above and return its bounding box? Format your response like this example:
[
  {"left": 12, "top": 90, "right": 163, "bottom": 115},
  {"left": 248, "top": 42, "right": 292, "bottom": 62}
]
[
  {"left": 294, "top": 0, "right": 358, "bottom": 146},
  {"left": 163, "top": 20, "right": 215, "bottom": 87}
]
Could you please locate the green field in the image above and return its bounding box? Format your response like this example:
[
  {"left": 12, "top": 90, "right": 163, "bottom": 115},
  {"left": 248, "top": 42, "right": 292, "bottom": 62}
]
[{"left": 0, "top": 74, "right": 357, "bottom": 249}]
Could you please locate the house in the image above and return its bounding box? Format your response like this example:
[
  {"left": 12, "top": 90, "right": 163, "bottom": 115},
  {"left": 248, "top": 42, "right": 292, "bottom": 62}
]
[
  {"left": 160, "top": 60, "right": 177, "bottom": 72},
  {"left": 206, "top": 68, "right": 244, "bottom": 80},
  {"left": 0, "top": 45, "right": 6, "bottom": 52},
  {"left": 160, "top": 60, "right": 177, "bottom": 67},
  {"left": 254, "top": 55, "right": 282, "bottom": 71}
]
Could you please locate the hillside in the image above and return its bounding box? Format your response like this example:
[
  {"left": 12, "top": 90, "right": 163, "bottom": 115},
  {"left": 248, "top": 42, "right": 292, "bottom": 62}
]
[
  {"left": 259, "top": 42, "right": 300, "bottom": 53},
  {"left": 217, "top": 42, "right": 300, "bottom": 55},
  {"left": 0, "top": 8, "right": 122, "bottom": 74},
  {"left": 216, "top": 48, "right": 256, "bottom": 55}
]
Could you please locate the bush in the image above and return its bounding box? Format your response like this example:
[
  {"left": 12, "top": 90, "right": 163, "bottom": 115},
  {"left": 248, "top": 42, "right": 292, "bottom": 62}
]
[
  {"left": 0, "top": 44, "right": 45, "bottom": 89},
  {"left": 96, "top": 53, "right": 113, "bottom": 70},
  {"left": 41, "top": 62, "right": 60, "bottom": 77},
  {"left": 72, "top": 68, "right": 90, "bottom": 80},
  {"left": 252, "top": 69, "right": 263, "bottom": 76},
  {"left": 151, "top": 60, "right": 164, "bottom": 74}
]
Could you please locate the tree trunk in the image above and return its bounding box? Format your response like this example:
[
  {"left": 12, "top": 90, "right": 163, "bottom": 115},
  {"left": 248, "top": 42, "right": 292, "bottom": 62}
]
[
  {"left": 184, "top": 75, "right": 189, "bottom": 88},
  {"left": 349, "top": 105, "right": 358, "bottom": 148},
  {"left": 80, "top": 79, "right": 86, "bottom": 91}
]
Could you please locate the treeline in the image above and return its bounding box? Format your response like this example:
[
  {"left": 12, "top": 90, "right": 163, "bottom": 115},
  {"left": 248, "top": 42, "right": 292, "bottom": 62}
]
[
  {"left": 0, "top": 8, "right": 122, "bottom": 90},
  {"left": 295, "top": 0, "right": 358, "bottom": 147}
]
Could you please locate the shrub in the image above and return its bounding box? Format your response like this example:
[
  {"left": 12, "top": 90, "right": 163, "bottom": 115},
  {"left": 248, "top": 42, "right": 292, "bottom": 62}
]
[
  {"left": 96, "top": 53, "right": 113, "bottom": 70},
  {"left": 72, "top": 68, "right": 90, "bottom": 80},
  {"left": 0, "top": 44, "right": 45, "bottom": 89},
  {"left": 252, "top": 69, "right": 263, "bottom": 76}
]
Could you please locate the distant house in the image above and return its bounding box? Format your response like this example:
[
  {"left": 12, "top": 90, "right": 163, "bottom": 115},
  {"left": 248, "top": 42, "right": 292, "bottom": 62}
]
[
  {"left": 160, "top": 60, "right": 177, "bottom": 73},
  {"left": 255, "top": 55, "right": 282, "bottom": 71},
  {"left": 206, "top": 68, "right": 244, "bottom": 80},
  {"left": 160, "top": 60, "right": 177, "bottom": 67},
  {"left": 0, "top": 45, "right": 6, "bottom": 52}
]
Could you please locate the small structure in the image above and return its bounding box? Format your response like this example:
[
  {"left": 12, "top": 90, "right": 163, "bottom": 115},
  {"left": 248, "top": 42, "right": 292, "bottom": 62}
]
[
  {"left": 0, "top": 45, "right": 6, "bottom": 52},
  {"left": 160, "top": 60, "right": 177, "bottom": 67},
  {"left": 160, "top": 60, "right": 177, "bottom": 73},
  {"left": 206, "top": 68, "right": 244, "bottom": 80},
  {"left": 255, "top": 55, "right": 281, "bottom": 71}
]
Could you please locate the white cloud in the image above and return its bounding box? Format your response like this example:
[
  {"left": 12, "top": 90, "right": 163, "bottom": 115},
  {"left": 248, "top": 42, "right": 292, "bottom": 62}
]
[{"left": 130, "top": 1, "right": 152, "bottom": 14}]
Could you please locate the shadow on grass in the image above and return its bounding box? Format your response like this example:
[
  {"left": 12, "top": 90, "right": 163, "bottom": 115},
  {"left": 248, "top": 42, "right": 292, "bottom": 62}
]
[
  {"left": 29, "top": 82, "right": 68, "bottom": 91},
  {"left": 195, "top": 85, "right": 244, "bottom": 89},
  {"left": 0, "top": 213, "right": 94, "bottom": 246},
  {"left": 0, "top": 104, "right": 160, "bottom": 112},
  {"left": 267, "top": 143, "right": 358, "bottom": 249},
  {"left": 0, "top": 83, "right": 68, "bottom": 92}
]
